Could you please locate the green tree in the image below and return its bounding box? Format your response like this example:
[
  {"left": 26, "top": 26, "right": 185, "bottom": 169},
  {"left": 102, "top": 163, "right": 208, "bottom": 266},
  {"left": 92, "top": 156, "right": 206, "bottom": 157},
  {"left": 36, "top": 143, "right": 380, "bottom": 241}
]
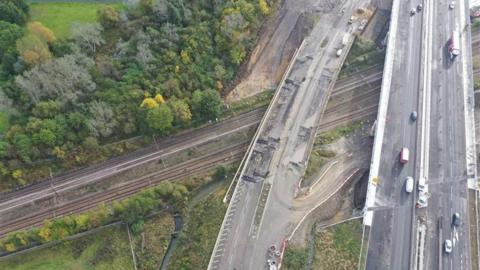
[
  {"left": 32, "top": 100, "right": 61, "bottom": 118},
  {"left": 191, "top": 89, "right": 222, "bottom": 121},
  {"left": 32, "top": 128, "right": 56, "bottom": 147},
  {"left": 169, "top": 98, "right": 192, "bottom": 126},
  {"left": 13, "top": 133, "right": 33, "bottom": 163},
  {"left": 0, "top": 1, "right": 27, "bottom": 25},
  {"left": 146, "top": 104, "right": 173, "bottom": 135},
  {"left": 0, "top": 21, "right": 23, "bottom": 58},
  {"left": 0, "top": 140, "right": 9, "bottom": 159}
]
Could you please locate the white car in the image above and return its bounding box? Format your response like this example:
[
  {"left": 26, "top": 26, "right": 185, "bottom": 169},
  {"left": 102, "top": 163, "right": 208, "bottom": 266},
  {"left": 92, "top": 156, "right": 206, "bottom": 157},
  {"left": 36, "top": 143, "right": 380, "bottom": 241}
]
[
  {"left": 410, "top": 8, "right": 416, "bottom": 15},
  {"left": 418, "top": 177, "right": 427, "bottom": 191},
  {"left": 445, "top": 239, "right": 453, "bottom": 253},
  {"left": 449, "top": 1, "right": 455, "bottom": 9},
  {"left": 405, "top": 177, "right": 414, "bottom": 193}
]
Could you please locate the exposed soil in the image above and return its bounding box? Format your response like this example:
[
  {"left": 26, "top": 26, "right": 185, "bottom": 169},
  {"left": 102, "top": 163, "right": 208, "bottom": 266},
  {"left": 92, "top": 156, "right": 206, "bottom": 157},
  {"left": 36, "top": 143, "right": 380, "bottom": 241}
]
[{"left": 225, "top": 0, "right": 323, "bottom": 102}]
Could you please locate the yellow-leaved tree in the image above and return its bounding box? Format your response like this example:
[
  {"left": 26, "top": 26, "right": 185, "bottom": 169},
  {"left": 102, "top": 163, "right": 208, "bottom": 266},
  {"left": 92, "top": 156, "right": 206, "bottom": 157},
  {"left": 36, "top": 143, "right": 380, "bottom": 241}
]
[
  {"left": 259, "top": 0, "right": 270, "bottom": 15},
  {"left": 27, "top": 22, "right": 56, "bottom": 44},
  {"left": 141, "top": 97, "right": 159, "bottom": 108},
  {"left": 154, "top": 94, "right": 165, "bottom": 104}
]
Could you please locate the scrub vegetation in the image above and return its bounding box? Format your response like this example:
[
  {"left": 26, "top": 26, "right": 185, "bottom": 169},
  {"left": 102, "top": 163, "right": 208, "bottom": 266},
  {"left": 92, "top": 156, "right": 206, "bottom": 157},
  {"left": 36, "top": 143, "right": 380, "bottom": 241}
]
[
  {"left": 0, "top": 224, "right": 134, "bottom": 270},
  {"left": 312, "top": 219, "right": 363, "bottom": 269}
]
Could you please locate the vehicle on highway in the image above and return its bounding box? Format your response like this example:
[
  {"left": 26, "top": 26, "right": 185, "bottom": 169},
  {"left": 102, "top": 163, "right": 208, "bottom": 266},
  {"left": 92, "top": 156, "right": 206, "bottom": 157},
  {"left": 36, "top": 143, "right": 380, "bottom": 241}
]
[
  {"left": 449, "top": 1, "right": 455, "bottom": 9},
  {"left": 448, "top": 30, "right": 460, "bottom": 59},
  {"left": 417, "top": 4, "right": 423, "bottom": 11},
  {"left": 410, "top": 111, "right": 417, "bottom": 121},
  {"left": 418, "top": 177, "right": 427, "bottom": 191},
  {"left": 405, "top": 177, "right": 414, "bottom": 193},
  {"left": 444, "top": 239, "right": 453, "bottom": 253},
  {"left": 410, "top": 8, "right": 416, "bottom": 15},
  {"left": 400, "top": 147, "right": 409, "bottom": 164},
  {"left": 336, "top": 49, "right": 343, "bottom": 57},
  {"left": 453, "top": 212, "right": 461, "bottom": 226}
]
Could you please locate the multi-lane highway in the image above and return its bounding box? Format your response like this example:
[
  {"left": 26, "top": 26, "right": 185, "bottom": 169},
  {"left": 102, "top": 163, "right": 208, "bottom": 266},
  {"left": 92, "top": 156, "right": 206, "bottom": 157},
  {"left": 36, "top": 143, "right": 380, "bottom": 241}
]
[
  {"left": 423, "top": 0, "right": 476, "bottom": 268},
  {"left": 364, "top": 0, "right": 424, "bottom": 268},
  {"left": 364, "top": 0, "right": 477, "bottom": 269}
]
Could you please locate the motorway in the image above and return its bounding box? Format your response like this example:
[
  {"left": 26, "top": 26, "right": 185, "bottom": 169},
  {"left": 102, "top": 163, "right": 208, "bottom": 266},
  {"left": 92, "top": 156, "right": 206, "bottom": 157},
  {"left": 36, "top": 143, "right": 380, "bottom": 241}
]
[
  {"left": 423, "top": 0, "right": 475, "bottom": 268},
  {"left": 365, "top": 0, "right": 424, "bottom": 268},
  {"left": 365, "top": 0, "right": 476, "bottom": 269}
]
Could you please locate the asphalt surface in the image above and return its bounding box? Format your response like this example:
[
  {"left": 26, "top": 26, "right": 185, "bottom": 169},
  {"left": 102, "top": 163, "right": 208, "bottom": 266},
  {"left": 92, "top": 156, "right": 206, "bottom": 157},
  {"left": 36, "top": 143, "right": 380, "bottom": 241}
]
[
  {"left": 423, "top": 0, "right": 473, "bottom": 269},
  {"left": 208, "top": 1, "right": 371, "bottom": 269},
  {"left": 365, "top": 0, "right": 424, "bottom": 268},
  {"left": 366, "top": 0, "right": 475, "bottom": 269}
]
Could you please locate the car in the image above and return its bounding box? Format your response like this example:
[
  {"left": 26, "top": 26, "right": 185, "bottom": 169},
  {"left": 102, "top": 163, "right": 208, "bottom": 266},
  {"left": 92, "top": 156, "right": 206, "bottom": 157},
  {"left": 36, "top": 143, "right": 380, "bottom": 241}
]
[
  {"left": 444, "top": 239, "right": 453, "bottom": 253},
  {"left": 417, "top": 4, "right": 423, "bottom": 11},
  {"left": 449, "top": 1, "right": 455, "bottom": 9},
  {"left": 418, "top": 177, "right": 427, "bottom": 191},
  {"left": 405, "top": 177, "right": 414, "bottom": 193},
  {"left": 336, "top": 49, "right": 343, "bottom": 57},
  {"left": 400, "top": 147, "right": 409, "bottom": 164},
  {"left": 410, "top": 111, "right": 418, "bottom": 121},
  {"left": 410, "top": 8, "right": 416, "bottom": 15},
  {"left": 453, "top": 212, "right": 461, "bottom": 226}
]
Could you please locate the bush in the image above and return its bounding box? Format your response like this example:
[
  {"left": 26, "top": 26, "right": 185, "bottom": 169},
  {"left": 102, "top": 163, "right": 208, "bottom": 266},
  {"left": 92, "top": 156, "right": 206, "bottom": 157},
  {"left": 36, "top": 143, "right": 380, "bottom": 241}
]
[{"left": 0, "top": 181, "right": 188, "bottom": 254}]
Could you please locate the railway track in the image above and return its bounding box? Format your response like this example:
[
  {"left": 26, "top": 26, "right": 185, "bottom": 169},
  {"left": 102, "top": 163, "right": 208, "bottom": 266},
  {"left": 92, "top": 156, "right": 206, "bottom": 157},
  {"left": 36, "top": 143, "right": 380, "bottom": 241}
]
[
  {"left": 0, "top": 142, "right": 249, "bottom": 237},
  {"left": 2, "top": 31, "right": 480, "bottom": 237}
]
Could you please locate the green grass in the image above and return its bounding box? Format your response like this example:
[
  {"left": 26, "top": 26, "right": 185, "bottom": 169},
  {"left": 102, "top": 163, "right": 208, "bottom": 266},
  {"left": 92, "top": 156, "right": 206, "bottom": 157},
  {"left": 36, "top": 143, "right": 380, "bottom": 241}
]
[
  {"left": 29, "top": 2, "right": 119, "bottom": 38},
  {"left": 339, "top": 37, "right": 385, "bottom": 79},
  {"left": 315, "top": 122, "right": 362, "bottom": 146},
  {"left": 223, "top": 89, "right": 274, "bottom": 116},
  {"left": 0, "top": 224, "right": 134, "bottom": 270},
  {"left": 0, "top": 112, "right": 9, "bottom": 134},
  {"left": 312, "top": 219, "right": 363, "bottom": 270},
  {"left": 303, "top": 149, "right": 336, "bottom": 182},
  {"left": 283, "top": 246, "right": 309, "bottom": 270},
  {"left": 168, "top": 187, "right": 228, "bottom": 269},
  {"left": 132, "top": 213, "right": 174, "bottom": 270}
]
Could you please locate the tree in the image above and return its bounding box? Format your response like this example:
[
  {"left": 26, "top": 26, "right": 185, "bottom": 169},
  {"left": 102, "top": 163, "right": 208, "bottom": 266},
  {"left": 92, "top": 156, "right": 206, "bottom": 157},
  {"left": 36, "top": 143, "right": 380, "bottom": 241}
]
[
  {"left": 259, "top": 0, "right": 270, "bottom": 15},
  {"left": 32, "top": 128, "right": 56, "bottom": 147},
  {"left": 0, "top": 1, "right": 27, "bottom": 25},
  {"left": 27, "top": 22, "right": 56, "bottom": 44},
  {"left": 15, "top": 53, "right": 96, "bottom": 104},
  {"left": 168, "top": 98, "right": 191, "bottom": 126},
  {"left": 72, "top": 23, "right": 105, "bottom": 54},
  {"left": 12, "top": 133, "right": 33, "bottom": 163},
  {"left": 16, "top": 34, "right": 52, "bottom": 66},
  {"left": 97, "top": 6, "right": 119, "bottom": 29},
  {"left": 191, "top": 89, "right": 222, "bottom": 121},
  {"left": 32, "top": 100, "right": 61, "bottom": 118},
  {"left": 0, "top": 21, "right": 24, "bottom": 59},
  {"left": 146, "top": 104, "right": 173, "bottom": 135},
  {"left": 88, "top": 101, "right": 118, "bottom": 138}
]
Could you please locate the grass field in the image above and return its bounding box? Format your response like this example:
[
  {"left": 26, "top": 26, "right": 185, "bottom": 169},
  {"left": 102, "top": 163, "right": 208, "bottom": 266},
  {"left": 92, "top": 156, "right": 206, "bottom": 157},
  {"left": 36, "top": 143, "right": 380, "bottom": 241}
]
[
  {"left": 0, "top": 224, "right": 134, "bottom": 270},
  {"left": 29, "top": 2, "right": 119, "bottom": 38},
  {"left": 312, "top": 219, "right": 363, "bottom": 270},
  {"left": 168, "top": 186, "right": 228, "bottom": 269}
]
